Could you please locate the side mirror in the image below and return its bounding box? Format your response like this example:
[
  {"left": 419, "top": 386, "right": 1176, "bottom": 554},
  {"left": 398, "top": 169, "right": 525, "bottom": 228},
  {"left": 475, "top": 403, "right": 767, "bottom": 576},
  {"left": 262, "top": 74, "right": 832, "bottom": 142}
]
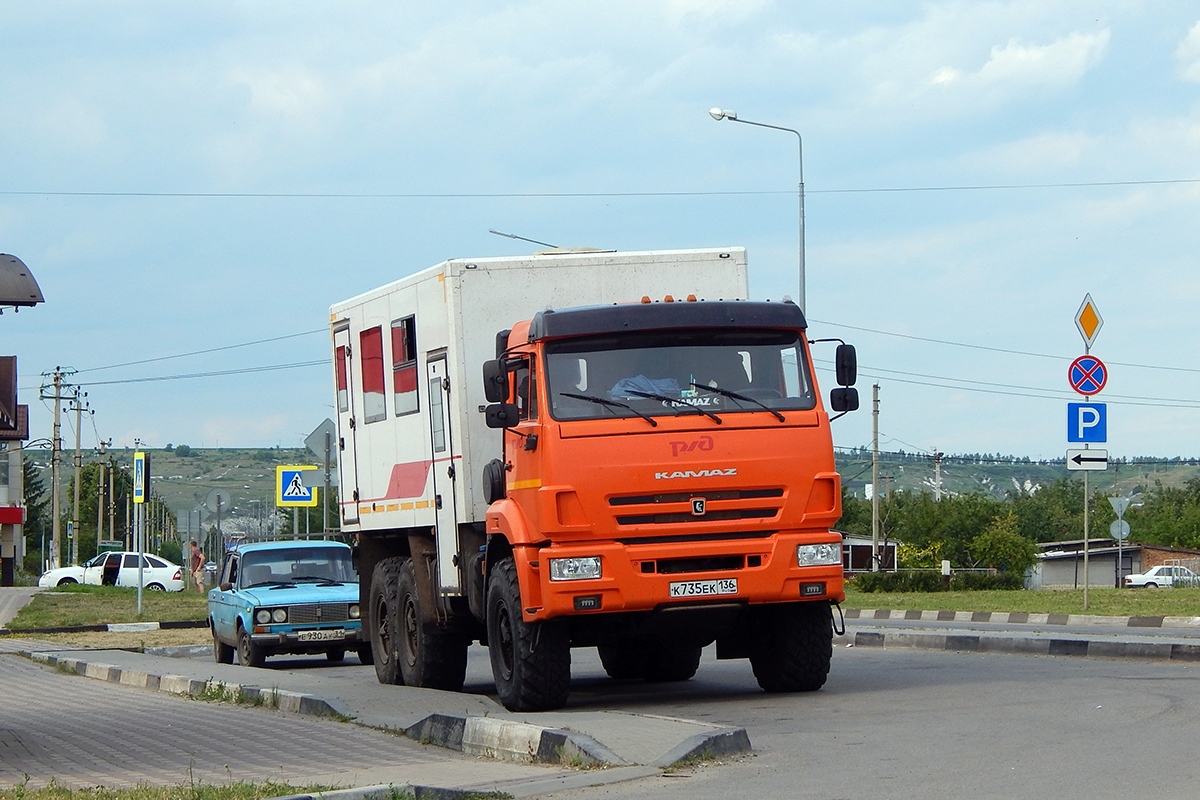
[
  {"left": 485, "top": 403, "right": 520, "bottom": 428},
  {"left": 482, "top": 359, "right": 509, "bottom": 403},
  {"left": 829, "top": 387, "right": 859, "bottom": 413},
  {"left": 835, "top": 344, "right": 857, "bottom": 387},
  {"left": 219, "top": 582, "right": 232, "bottom": 592}
]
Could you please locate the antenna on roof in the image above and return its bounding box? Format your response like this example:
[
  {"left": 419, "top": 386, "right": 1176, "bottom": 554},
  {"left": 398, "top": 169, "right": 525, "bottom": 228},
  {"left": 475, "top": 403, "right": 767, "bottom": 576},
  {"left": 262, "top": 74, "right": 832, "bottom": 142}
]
[{"left": 488, "top": 229, "right": 559, "bottom": 249}]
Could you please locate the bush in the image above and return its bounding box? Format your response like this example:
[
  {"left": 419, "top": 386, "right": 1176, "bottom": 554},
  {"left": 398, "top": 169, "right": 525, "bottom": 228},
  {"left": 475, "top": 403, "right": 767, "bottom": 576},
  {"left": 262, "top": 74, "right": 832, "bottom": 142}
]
[
  {"left": 950, "top": 571, "right": 1024, "bottom": 590},
  {"left": 853, "top": 570, "right": 945, "bottom": 593},
  {"left": 851, "top": 569, "right": 1025, "bottom": 592}
]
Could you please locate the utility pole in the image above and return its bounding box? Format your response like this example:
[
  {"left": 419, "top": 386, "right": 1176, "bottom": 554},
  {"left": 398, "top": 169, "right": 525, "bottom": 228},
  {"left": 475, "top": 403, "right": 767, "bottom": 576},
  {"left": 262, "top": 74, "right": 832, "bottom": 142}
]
[
  {"left": 96, "top": 440, "right": 108, "bottom": 548},
  {"left": 933, "top": 449, "right": 944, "bottom": 501},
  {"left": 69, "top": 388, "right": 89, "bottom": 566},
  {"left": 40, "top": 367, "right": 76, "bottom": 570},
  {"left": 871, "top": 384, "right": 881, "bottom": 572}
]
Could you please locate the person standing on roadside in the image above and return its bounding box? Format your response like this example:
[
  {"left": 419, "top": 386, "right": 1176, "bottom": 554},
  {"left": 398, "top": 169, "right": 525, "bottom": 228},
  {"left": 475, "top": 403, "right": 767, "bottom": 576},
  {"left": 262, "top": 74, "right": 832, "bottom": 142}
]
[{"left": 189, "top": 540, "right": 206, "bottom": 593}]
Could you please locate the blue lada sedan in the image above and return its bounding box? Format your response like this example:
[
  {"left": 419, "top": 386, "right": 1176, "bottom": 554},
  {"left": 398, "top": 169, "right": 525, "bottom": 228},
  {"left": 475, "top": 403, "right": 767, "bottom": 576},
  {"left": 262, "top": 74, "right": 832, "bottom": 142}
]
[{"left": 208, "top": 539, "right": 370, "bottom": 667}]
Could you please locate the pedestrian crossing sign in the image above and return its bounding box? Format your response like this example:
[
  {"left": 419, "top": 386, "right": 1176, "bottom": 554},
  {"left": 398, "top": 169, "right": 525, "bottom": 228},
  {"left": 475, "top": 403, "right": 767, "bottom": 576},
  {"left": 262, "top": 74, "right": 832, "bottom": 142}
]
[{"left": 276, "top": 465, "right": 319, "bottom": 507}]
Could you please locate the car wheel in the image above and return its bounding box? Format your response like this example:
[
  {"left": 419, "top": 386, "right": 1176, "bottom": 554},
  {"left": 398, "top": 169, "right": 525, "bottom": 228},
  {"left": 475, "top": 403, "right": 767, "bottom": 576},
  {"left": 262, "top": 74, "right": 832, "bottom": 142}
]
[
  {"left": 57, "top": 578, "right": 77, "bottom": 586},
  {"left": 147, "top": 583, "right": 165, "bottom": 592},
  {"left": 237, "top": 625, "right": 265, "bottom": 668},
  {"left": 357, "top": 643, "right": 374, "bottom": 665},
  {"left": 1146, "top": 582, "right": 1159, "bottom": 589},
  {"left": 212, "top": 624, "right": 234, "bottom": 665},
  {"left": 326, "top": 648, "right": 346, "bottom": 663}
]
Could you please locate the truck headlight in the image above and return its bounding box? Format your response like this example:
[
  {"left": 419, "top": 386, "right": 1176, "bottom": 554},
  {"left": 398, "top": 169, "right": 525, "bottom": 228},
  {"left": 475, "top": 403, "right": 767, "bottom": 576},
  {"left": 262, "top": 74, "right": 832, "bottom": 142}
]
[
  {"left": 549, "top": 556, "right": 602, "bottom": 581},
  {"left": 797, "top": 543, "right": 841, "bottom": 567}
]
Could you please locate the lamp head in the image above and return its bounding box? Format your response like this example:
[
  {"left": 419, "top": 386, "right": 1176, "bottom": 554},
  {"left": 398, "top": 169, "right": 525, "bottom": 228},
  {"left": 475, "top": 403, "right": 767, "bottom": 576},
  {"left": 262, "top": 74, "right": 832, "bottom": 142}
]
[{"left": 709, "top": 107, "right": 737, "bottom": 121}]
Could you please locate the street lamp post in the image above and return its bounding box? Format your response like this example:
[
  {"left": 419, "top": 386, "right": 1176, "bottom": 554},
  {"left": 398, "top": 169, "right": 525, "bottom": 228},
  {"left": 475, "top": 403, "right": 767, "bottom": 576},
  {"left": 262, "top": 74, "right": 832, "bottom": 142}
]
[{"left": 708, "top": 108, "right": 805, "bottom": 314}]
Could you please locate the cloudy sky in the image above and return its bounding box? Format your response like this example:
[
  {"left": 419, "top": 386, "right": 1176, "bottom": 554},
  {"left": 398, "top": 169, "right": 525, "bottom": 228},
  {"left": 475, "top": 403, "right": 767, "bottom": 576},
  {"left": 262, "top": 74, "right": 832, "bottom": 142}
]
[{"left": 4, "top": 1, "right": 1200, "bottom": 464}]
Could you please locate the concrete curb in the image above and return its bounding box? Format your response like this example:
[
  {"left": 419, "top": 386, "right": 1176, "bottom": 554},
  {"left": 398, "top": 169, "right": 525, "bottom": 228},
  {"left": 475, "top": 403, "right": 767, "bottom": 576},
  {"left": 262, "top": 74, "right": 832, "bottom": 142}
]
[
  {"left": 843, "top": 608, "right": 1200, "bottom": 629},
  {"left": 26, "top": 649, "right": 750, "bottom": 770},
  {"left": 849, "top": 628, "right": 1200, "bottom": 662},
  {"left": 0, "top": 619, "right": 208, "bottom": 636}
]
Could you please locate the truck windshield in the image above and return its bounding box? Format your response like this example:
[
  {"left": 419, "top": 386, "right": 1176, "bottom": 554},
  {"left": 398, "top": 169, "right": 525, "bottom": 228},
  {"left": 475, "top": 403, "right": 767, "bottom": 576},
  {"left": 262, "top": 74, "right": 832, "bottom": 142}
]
[{"left": 544, "top": 329, "right": 816, "bottom": 422}]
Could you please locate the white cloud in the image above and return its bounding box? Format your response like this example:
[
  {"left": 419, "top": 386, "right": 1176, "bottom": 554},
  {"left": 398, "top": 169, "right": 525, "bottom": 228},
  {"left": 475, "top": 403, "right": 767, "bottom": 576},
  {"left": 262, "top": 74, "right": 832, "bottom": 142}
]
[
  {"left": 1176, "top": 21, "right": 1200, "bottom": 83},
  {"left": 928, "top": 30, "right": 1110, "bottom": 94}
]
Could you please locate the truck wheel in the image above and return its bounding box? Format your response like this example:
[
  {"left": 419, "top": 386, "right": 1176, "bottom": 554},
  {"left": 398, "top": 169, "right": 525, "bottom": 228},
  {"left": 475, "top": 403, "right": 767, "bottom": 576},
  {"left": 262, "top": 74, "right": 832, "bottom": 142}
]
[
  {"left": 487, "top": 558, "right": 571, "bottom": 711},
  {"left": 237, "top": 625, "right": 265, "bottom": 668},
  {"left": 749, "top": 602, "right": 832, "bottom": 693},
  {"left": 598, "top": 645, "right": 644, "bottom": 680},
  {"left": 369, "top": 557, "right": 405, "bottom": 685},
  {"left": 642, "top": 645, "right": 702, "bottom": 682},
  {"left": 396, "top": 558, "right": 468, "bottom": 691}
]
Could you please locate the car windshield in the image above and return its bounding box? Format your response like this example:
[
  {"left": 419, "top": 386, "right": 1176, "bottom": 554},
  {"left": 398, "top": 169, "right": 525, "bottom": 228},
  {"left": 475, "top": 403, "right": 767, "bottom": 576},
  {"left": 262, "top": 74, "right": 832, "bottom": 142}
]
[
  {"left": 240, "top": 546, "right": 356, "bottom": 588},
  {"left": 544, "top": 329, "right": 816, "bottom": 422}
]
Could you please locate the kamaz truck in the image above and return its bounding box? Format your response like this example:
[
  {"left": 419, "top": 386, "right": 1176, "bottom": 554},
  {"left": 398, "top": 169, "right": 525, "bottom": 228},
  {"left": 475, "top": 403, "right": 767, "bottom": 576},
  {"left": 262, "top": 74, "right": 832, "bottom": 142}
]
[{"left": 330, "top": 247, "right": 858, "bottom": 711}]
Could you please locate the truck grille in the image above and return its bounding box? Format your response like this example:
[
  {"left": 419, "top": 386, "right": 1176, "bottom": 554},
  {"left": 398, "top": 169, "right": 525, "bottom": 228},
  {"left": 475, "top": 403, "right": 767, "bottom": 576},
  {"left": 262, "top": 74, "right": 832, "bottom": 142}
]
[
  {"left": 609, "top": 487, "right": 783, "bottom": 526},
  {"left": 288, "top": 603, "right": 352, "bottom": 625}
]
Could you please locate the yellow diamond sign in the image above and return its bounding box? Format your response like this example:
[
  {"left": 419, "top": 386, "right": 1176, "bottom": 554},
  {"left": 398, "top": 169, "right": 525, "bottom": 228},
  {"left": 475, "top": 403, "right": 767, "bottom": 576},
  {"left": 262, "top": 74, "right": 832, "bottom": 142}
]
[{"left": 1075, "top": 293, "right": 1102, "bottom": 349}]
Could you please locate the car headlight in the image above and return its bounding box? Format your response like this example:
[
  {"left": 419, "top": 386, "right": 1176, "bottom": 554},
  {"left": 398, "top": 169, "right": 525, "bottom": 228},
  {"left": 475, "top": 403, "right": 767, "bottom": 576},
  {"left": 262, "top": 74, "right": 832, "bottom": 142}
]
[
  {"left": 349, "top": 604, "right": 360, "bottom": 619},
  {"left": 255, "top": 609, "right": 271, "bottom": 625},
  {"left": 797, "top": 543, "right": 841, "bottom": 567},
  {"left": 271, "top": 608, "right": 288, "bottom": 623},
  {"left": 549, "top": 556, "right": 602, "bottom": 581}
]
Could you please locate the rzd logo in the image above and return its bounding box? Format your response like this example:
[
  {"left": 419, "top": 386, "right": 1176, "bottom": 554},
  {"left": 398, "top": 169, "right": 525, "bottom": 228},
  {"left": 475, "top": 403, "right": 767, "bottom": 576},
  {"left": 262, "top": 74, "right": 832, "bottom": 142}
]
[{"left": 670, "top": 435, "right": 714, "bottom": 457}]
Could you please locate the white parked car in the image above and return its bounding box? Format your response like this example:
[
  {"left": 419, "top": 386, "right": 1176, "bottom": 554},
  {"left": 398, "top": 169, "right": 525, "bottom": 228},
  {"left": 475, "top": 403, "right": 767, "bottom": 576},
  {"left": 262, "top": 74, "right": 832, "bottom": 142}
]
[
  {"left": 38, "top": 551, "right": 186, "bottom": 592},
  {"left": 1124, "top": 565, "right": 1200, "bottom": 588}
]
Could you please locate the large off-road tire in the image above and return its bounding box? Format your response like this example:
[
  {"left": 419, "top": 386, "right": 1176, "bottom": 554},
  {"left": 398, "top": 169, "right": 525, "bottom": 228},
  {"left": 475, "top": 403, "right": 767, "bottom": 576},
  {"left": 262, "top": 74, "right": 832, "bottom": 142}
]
[
  {"left": 212, "top": 623, "right": 234, "bottom": 665},
  {"left": 598, "top": 645, "right": 644, "bottom": 680},
  {"left": 748, "top": 602, "right": 832, "bottom": 693},
  {"left": 369, "top": 557, "right": 405, "bottom": 685},
  {"left": 237, "top": 625, "right": 266, "bottom": 668},
  {"left": 642, "top": 645, "right": 703, "bottom": 682},
  {"left": 487, "top": 558, "right": 571, "bottom": 711},
  {"left": 396, "top": 558, "right": 468, "bottom": 691}
]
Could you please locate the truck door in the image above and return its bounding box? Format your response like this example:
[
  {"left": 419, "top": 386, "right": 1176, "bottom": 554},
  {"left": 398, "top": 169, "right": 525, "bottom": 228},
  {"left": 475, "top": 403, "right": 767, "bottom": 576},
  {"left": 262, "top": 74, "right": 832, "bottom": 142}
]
[
  {"left": 427, "top": 356, "right": 461, "bottom": 594},
  {"left": 332, "top": 325, "right": 361, "bottom": 525}
]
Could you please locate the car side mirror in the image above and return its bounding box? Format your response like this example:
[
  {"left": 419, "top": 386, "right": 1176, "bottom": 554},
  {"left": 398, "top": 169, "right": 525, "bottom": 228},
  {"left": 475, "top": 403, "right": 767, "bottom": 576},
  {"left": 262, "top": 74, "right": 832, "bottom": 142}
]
[
  {"left": 219, "top": 582, "right": 232, "bottom": 592},
  {"left": 830, "top": 387, "right": 859, "bottom": 413},
  {"left": 835, "top": 344, "right": 857, "bottom": 387},
  {"left": 483, "top": 359, "right": 509, "bottom": 403},
  {"left": 485, "top": 403, "right": 519, "bottom": 428}
]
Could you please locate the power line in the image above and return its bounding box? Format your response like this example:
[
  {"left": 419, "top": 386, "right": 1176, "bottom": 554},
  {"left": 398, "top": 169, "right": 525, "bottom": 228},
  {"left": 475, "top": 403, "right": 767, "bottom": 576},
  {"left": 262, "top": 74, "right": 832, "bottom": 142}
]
[
  {"left": 810, "top": 319, "right": 1200, "bottom": 375},
  {"left": 2, "top": 176, "right": 1198, "bottom": 200},
  {"left": 79, "top": 360, "right": 326, "bottom": 387},
  {"left": 78, "top": 329, "right": 326, "bottom": 374}
]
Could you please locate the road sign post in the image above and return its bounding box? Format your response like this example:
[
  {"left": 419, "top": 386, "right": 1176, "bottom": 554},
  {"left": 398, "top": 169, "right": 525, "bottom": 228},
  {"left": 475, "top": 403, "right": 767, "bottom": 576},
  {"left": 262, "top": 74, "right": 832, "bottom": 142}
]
[{"left": 1070, "top": 295, "right": 1105, "bottom": 611}]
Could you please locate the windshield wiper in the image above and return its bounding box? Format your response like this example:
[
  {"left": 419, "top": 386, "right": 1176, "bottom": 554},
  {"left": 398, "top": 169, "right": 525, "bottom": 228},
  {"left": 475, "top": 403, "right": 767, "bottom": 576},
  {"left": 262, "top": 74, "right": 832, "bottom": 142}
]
[
  {"left": 291, "top": 575, "right": 345, "bottom": 585},
  {"left": 626, "top": 389, "right": 723, "bottom": 424},
  {"left": 691, "top": 382, "right": 785, "bottom": 422},
  {"left": 560, "top": 392, "right": 658, "bottom": 427}
]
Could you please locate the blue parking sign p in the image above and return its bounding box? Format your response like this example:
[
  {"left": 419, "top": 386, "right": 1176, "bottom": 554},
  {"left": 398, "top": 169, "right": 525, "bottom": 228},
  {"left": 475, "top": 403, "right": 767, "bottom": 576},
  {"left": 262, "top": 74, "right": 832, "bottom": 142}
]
[{"left": 1067, "top": 402, "right": 1107, "bottom": 443}]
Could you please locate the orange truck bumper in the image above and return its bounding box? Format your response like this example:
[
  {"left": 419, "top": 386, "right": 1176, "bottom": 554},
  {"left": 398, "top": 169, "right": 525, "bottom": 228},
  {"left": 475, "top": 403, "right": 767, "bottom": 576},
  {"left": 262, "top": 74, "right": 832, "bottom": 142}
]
[{"left": 513, "top": 533, "right": 844, "bottom": 622}]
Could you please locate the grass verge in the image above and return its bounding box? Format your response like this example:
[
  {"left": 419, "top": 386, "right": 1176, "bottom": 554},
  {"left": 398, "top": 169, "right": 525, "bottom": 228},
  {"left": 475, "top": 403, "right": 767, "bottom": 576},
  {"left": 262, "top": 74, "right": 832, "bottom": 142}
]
[{"left": 844, "top": 585, "right": 1200, "bottom": 617}]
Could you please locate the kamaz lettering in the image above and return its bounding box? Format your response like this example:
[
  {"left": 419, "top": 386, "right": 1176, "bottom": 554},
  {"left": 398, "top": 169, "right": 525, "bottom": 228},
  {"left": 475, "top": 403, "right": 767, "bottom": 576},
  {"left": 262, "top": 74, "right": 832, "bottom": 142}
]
[{"left": 655, "top": 468, "right": 738, "bottom": 479}]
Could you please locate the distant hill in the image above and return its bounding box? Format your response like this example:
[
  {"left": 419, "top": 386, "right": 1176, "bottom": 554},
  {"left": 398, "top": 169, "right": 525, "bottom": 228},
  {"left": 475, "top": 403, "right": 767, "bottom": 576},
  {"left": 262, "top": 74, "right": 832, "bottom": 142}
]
[
  {"left": 837, "top": 448, "right": 1200, "bottom": 499},
  {"left": 24, "top": 447, "right": 1200, "bottom": 528}
]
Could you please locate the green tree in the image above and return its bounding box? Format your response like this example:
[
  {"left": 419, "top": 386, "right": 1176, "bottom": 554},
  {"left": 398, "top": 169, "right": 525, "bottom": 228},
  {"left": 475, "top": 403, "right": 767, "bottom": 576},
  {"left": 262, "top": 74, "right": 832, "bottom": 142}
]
[{"left": 969, "top": 510, "right": 1038, "bottom": 573}]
